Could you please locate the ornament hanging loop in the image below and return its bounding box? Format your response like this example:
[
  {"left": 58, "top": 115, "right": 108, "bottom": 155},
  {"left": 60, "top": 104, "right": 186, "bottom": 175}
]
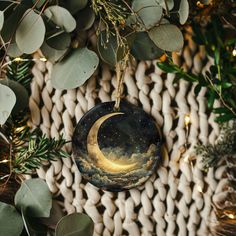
[{"left": 114, "top": 62, "right": 125, "bottom": 110}]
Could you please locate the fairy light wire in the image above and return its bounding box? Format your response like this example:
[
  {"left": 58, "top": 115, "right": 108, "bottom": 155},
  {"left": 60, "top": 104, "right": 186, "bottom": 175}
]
[{"left": 1, "top": 57, "right": 47, "bottom": 69}]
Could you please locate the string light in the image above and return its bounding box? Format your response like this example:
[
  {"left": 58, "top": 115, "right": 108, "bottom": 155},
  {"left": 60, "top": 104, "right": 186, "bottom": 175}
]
[
  {"left": 0, "top": 159, "right": 9, "bottom": 164},
  {"left": 14, "top": 57, "right": 47, "bottom": 63},
  {"left": 196, "top": 1, "right": 205, "bottom": 8},
  {"left": 197, "top": 185, "right": 203, "bottom": 193},
  {"left": 184, "top": 114, "right": 191, "bottom": 148},
  {"left": 1, "top": 57, "right": 47, "bottom": 69},
  {"left": 232, "top": 48, "right": 236, "bottom": 57},
  {"left": 184, "top": 114, "right": 191, "bottom": 127},
  {"left": 184, "top": 155, "right": 189, "bottom": 163},
  {"left": 39, "top": 57, "right": 47, "bottom": 62},
  {"left": 227, "top": 213, "right": 235, "bottom": 219}
]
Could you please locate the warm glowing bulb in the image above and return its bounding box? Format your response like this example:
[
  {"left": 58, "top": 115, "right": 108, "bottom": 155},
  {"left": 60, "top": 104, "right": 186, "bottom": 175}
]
[
  {"left": 197, "top": 185, "right": 203, "bottom": 193},
  {"left": 184, "top": 114, "right": 191, "bottom": 126},
  {"left": 0, "top": 159, "right": 9, "bottom": 164},
  {"left": 184, "top": 155, "right": 189, "bottom": 163},
  {"left": 196, "top": 1, "right": 204, "bottom": 8},
  {"left": 14, "top": 57, "right": 23, "bottom": 62},
  {"left": 227, "top": 213, "right": 235, "bottom": 219},
  {"left": 15, "top": 126, "right": 26, "bottom": 132},
  {"left": 40, "top": 57, "right": 47, "bottom": 62},
  {"left": 232, "top": 49, "right": 236, "bottom": 57}
]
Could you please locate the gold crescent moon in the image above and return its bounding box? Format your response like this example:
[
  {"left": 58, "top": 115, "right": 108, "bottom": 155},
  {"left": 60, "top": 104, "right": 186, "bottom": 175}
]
[{"left": 87, "top": 112, "right": 137, "bottom": 173}]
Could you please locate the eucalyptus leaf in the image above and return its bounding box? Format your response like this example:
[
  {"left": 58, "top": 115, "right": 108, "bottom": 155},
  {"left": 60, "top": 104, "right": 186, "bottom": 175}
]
[
  {"left": 21, "top": 210, "right": 47, "bottom": 236},
  {"left": 178, "top": 0, "right": 189, "bottom": 25},
  {"left": 46, "top": 32, "right": 71, "bottom": 50},
  {"left": 40, "top": 200, "right": 64, "bottom": 229},
  {"left": 51, "top": 47, "right": 99, "bottom": 90},
  {"left": 75, "top": 6, "right": 95, "bottom": 31},
  {"left": 0, "top": 10, "right": 4, "bottom": 31},
  {"left": 148, "top": 24, "right": 184, "bottom": 52},
  {"left": 7, "top": 42, "right": 23, "bottom": 57},
  {"left": 0, "top": 83, "right": 16, "bottom": 125},
  {"left": 1, "top": 4, "right": 28, "bottom": 42},
  {"left": 44, "top": 6, "right": 76, "bottom": 33},
  {"left": 55, "top": 213, "right": 94, "bottom": 236},
  {"left": 157, "top": 0, "right": 174, "bottom": 11},
  {"left": 40, "top": 42, "right": 68, "bottom": 63},
  {"left": 15, "top": 178, "right": 52, "bottom": 218},
  {"left": 131, "top": 32, "right": 163, "bottom": 60},
  {"left": 32, "top": 0, "right": 46, "bottom": 8},
  {"left": 0, "top": 79, "right": 29, "bottom": 115},
  {"left": 16, "top": 9, "right": 45, "bottom": 54},
  {"left": 97, "top": 31, "right": 126, "bottom": 66},
  {"left": 65, "top": 0, "right": 88, "bottom": 15},
  {"left": 129, "top": 0, "right": 163, "bottom": 30},
  {"left": 0, "top": 202, "right": 24, "bottom": 236}
]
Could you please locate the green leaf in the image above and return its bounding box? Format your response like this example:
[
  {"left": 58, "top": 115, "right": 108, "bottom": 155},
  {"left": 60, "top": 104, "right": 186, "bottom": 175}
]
[
  {"left": 65, "top": 0, "right": 88, "bottom": 15},
  {"left": 75, "top": 6, "right": 95, "bottom": 30},
  {"left": 97, "top": 31, "right": 126, "bottom": 66},
  {"left": 157, "top": 0, "right": 174, "bottom": 11},
  {"left": 15, "top": 178, "right": 52, "bottom": 218},
  {"left": 1, "top": 5, "right": 28, "bottom": 42},
  {"left": 46, "top": 32, "right": 71, "bottom": 50},
  {"left": 44, "top": 6, "right": 76, "bottom": 33},
  {"left": 41, "top": 42, "right": 68, "bottom": 63},
  {"left": 178, "top": 0, "right": 189, "bottom": 25},
  {"left": 213, "top": 107, "right": 231, "bottom": 114},
  {"left": 207, "top": 90, "right": 216, "bottom": 109},
  {"left": 0, "top": 79, "right": 29, "bottom": 115},
  {"left": 55, "top": 213, "right": 94, "bottom": 236},
  {"left": 222, "top": 82, "right": 232, "bottom": 89},
  {"left": 32, "top": 0, "right": 47, "bottom": 8},
  {"left": 215, "top": 113, "right": 236, "bottom": 123},
  {"left": 39, "top": 200, "right": 64, "bottom": 229},
  {"left": 194, "top": 84, "right": 202, "bottom": 95},
  {"left": 16, "top": 9, "right": 45, "bottom": 54},
  {"left": 156, "top": 61, "right": 179, "bottom": 73},
  {"left": 148, "top": 24, "right": 184, "bottom": 52},
  {"left": 22, "top": 210, "right": 47, "bottom": 236},
  {"left": 0, "top": 83, "right": 16, "bottom": 125},
  {"left": 131, "top": 32, "right": 163, "bottom": 60},
  {"left": 129, "top": 0, "right": 163, "bottom": 30},
  {"left": 0, "top": 10, "right": 4, "bottom": 30},
  {"left": 0, "top": 202, "right": 24, "bottom": 236},
  {"left": 51, "top": 48, "right": 99, "bottom": 90},
  {"left": 7, "top": 41, "right": 23, "bottom": 57}
]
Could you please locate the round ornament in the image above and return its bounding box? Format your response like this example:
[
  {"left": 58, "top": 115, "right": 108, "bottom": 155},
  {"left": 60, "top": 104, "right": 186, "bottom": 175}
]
[{"left": 72, "top": 101, "right": 162, "bottom": 191}]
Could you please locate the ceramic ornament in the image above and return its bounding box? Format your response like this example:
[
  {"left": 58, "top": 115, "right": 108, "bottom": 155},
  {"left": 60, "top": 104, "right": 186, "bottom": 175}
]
[{"left": 72, "top": 101, "right": 162, "bottom": 191}]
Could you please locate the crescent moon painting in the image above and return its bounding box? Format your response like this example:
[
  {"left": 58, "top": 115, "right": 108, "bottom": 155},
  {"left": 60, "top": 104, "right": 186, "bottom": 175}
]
[{"left": 72, "top": 101, "right": 162, "bottom": 191}]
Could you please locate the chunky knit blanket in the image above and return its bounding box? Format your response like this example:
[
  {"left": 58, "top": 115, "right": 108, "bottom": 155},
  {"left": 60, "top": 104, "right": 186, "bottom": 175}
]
[{"left": 29, "top": 33, "right": 226, "bottom": 236}]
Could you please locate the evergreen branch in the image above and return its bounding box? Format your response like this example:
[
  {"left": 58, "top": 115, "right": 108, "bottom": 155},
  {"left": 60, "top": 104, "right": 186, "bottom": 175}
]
[
  {"left": 6, "top": 55, "right": 34, "bottom": 91},
  {"left": 195, "top": 123, "right": 236, "bottom": 170},
  {"left": 2, "top": 118, "right": 70, "bottom": 175},
  {"left": 13, "top": 132, "right": 70, "bottom": 174}
]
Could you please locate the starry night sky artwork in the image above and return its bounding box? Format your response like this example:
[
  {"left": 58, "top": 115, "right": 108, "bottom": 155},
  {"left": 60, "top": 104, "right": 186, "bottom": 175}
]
[{"left": 72, "top": 101, "right": 162, "bottom": 191}]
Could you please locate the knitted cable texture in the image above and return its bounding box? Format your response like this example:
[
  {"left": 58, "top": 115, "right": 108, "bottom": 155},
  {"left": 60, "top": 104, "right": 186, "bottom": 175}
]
[{"left": 29, "top": 34, "right": 226, "bottom": 236}]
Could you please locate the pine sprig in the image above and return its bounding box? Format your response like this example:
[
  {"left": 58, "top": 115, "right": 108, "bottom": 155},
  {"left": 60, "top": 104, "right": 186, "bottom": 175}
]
[
  {"left": 0, "top": 56, "right": 70, "bottom": 175},
  {"left": 6, "top": 56, "right": 33, "bottom": 91},
  {"left": 0, "top": 118, "right": 70, "bottom": 175},
  {"left": 13, "top": 132, "right": 69, "bottom": 174},
  {"left": 195, "top": 123, "right": 236, "bottom": 170}
]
